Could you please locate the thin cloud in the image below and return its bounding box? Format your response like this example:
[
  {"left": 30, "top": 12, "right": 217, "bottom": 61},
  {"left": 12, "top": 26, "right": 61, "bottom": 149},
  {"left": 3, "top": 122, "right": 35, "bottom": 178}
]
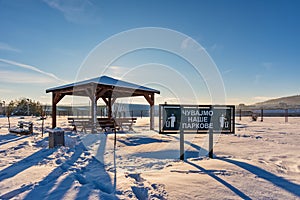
[
  {"left": 222, "top": 69, "right": 233, "bottom": 74},
  {"left": 0, "top": 70, "right": 57, "bottom": 84},
  {"left": 210, "top": 43, "right": 224, "bottom": 52},
  {"left": 0, "top": 58, "right": 65, "bottom": 83},
  {"left": 261, "top": 62, "right": 273, "bottom": 70},
  {"left": 104, "top": 65, "right": 129, "bottom": 79},
  {"left": 0, "top": 42, "right": 21, "bottom": 53},
  {"left": 43, "top": 0, "right": 101, "bottom": 24},
  {"left": 181, "top": 37, "right": 193, "bottom": 49},
  {"left": 181, "top": 37, "right": 205, "bottom": 52}
]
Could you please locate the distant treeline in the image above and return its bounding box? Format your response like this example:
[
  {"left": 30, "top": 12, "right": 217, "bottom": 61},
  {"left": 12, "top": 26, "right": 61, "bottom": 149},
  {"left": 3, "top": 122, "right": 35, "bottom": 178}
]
[{"left": 0, "top": 98, "right": 45, "bottom": 116}]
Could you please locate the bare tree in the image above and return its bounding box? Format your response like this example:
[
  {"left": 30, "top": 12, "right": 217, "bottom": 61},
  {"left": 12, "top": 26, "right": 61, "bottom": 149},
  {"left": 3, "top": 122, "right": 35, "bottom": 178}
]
[
  {"left": 6, "top": 101, "right": 14, "bottom": 129},
  {"left": 40, "top": 104, "right": 49, "bottom": 137}
]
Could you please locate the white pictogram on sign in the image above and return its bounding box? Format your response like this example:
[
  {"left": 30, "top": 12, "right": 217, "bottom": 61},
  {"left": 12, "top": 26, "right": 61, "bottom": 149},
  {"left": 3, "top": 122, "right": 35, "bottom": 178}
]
[
  {"left": 219, "top": 114, "right": 229, "bottom": 129},
  {"left": 166, "top": 114, "right": 176, "bottom": 128}
]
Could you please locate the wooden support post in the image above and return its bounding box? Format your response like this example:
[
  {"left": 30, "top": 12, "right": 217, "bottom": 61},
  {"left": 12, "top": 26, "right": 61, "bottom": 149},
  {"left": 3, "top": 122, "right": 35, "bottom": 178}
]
[
  {"left": 285, "top": 109, "right": 288, "bottom": 123},
  {"left": 108, "top": 97, "right": 112, "bottom": 119},
  {"left": 261, "top": 109, "right": 264, "bottom": 122},
  {"left": 143, "top": 93, "right": 155, "bottom": 130},
  {"left": 90, "top": 94, "right": 97, "bottom": 133},
  {"left": 150, "top": 105, "right": 154, "bottom": 130},
  {"left": 150, "top": 94, "right": 155, "bottom": 130},
  {"left": 102, "top": 97, "right": 113, "bottom": 119},
  {"left": 52, "top": 93, "right": 57, "bottom": 129},
  {"left": 52, "top": 92, "right": 65, "bottom": 129},
  {"left": 86, "top": 86, "right": 98, "bottom": 132},
  {"left": 159, "top": 105, "right": 162, "bottom": 133}
]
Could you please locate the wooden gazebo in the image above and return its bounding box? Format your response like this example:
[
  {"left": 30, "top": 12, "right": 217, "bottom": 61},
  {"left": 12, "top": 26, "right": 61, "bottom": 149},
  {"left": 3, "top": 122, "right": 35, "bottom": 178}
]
[{"left": 46, "top": 76, "right": 160, "bottom": 130}]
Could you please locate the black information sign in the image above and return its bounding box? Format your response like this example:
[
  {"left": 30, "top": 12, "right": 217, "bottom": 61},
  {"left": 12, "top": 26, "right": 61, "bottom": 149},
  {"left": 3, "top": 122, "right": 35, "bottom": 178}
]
[{"left": 159, "top": 105, "right": 235, "bottom": 133}]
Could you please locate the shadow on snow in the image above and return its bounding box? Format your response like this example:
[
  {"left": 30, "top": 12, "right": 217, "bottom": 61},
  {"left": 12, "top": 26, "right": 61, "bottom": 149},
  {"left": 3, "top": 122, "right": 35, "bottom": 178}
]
[
  {"left": 0, "top": 133, "right": 117, "bottom": 200},
  {"left": 0, "top": 148, "right": 55, "bottom": 181},
  {"left": 0, "top": 134, "right": 30, "bottom": 146},
  {"left": 218, "top": 157, "right": 300, "bottom": 198},
  {"left": 117, "top": 136, "right": 169, "bottom": 147},
  {"left": 186, "top": 160, "right": 252, "bottom": 200},
  {"left": 131, "top": 149, "right": 200, "bottom": 160},
  {"left": 23, "top": 141, "right": 116, "bottom": 200}
]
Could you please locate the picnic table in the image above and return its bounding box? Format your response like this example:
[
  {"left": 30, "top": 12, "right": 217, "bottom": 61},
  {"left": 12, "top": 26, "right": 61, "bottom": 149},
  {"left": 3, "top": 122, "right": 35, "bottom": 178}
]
[
  {"left": 114, "top": 117, "right": 137, "bottom": 131},
  {"left": 9, "top": 121, "right": 33, "bottom": 135},
  {"left": 68, "top": 117, "right": 93, "bottom": 132}
]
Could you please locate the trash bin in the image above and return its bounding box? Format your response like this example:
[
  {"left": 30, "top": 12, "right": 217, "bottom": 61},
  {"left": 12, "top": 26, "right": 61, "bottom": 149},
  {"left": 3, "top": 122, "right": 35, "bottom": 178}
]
[{"left": 48, "top": 127, "right": 65, "bottom": 148}]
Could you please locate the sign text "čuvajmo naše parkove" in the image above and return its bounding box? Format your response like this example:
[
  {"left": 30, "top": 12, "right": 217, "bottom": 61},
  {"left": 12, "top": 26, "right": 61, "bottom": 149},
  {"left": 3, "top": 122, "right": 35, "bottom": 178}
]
[{"left": 160, "top": 105, "right": 235, "bottom": 133}]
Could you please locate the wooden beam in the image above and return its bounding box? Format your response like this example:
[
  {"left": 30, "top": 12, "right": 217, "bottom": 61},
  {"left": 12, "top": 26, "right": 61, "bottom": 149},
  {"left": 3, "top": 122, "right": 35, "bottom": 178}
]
[
  {"left": 102, "top": 97, "right": 108, "bottom": 106},
  {"left": 53, "top": 92, "right": 65, "bottom": 105},
  {"left": 143, "top": 94, "right": 154, "bottom": 106},
  {"left": 48, "top": 86, "right": 86, "bottom": 96},
  {"left": 96, "top": 88, "right": 107, "bottom": 101},
  {"left": 85, "top": 87, "right": 94, "bottom": 99}
]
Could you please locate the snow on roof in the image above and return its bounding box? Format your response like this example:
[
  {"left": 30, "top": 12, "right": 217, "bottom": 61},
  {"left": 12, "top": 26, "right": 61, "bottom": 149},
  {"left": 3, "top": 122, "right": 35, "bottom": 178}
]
[{"left": 46, "top": 76, "right": 160, "bottom": 94}]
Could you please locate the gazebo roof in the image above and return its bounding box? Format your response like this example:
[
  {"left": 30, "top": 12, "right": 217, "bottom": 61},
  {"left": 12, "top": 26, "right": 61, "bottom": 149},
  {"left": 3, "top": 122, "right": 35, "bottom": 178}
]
[{"left": 46, "top": 75, "right": 160, "bottom": 97}]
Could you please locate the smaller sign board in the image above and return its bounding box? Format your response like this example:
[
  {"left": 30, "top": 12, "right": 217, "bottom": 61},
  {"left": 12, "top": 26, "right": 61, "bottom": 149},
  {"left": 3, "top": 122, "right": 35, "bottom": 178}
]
[
  {"left": 159, "top": 104, "right": 235, "bottom": 133},
  {"left": 162, "top": 106, "right": 181, "bottom": 131}
]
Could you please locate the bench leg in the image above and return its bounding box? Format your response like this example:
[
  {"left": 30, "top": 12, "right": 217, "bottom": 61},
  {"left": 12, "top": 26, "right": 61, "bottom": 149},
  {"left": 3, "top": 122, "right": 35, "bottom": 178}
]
[{"left": 73, "top": 125, "right": 77, "bottom": 132}]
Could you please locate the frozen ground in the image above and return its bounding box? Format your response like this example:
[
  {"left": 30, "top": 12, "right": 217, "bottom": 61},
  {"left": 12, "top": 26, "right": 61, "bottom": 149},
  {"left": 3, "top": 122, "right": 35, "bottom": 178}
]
[{"left": 0, "top": 116, "right": 299, "bottom": 199}]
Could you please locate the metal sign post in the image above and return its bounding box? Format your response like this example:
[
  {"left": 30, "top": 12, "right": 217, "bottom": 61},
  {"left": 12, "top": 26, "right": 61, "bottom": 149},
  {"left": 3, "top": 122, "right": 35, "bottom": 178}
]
[
  {"left": 180, "top": 129, "right": 184, "bottom": 160},
  {"left": 208, "top": 128, "right": 213, "bottom": 158},
  {"left": 179, "top": 115, "right": 185, "bottom": 160}
]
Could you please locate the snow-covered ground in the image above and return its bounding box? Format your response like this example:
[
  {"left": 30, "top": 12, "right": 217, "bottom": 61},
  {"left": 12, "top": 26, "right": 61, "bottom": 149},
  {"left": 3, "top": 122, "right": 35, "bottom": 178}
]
[{"left": 0, "top": 116, "right": 299, "bottom": 199}]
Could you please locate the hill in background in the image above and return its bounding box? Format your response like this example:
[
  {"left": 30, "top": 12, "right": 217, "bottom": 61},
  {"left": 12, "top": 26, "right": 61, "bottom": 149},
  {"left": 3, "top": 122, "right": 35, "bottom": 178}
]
[{"left": 253, "top": 95, "right": 300, "bottom": 108}]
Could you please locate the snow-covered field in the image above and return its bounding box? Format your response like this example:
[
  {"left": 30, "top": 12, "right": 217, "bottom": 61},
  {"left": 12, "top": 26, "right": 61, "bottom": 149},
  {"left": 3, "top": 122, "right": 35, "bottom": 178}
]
[{"left": 0, "top": 116, "right": 299, "bottom": 199}]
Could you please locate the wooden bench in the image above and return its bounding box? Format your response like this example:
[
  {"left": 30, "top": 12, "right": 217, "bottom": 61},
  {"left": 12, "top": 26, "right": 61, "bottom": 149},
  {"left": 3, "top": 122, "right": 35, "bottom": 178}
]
[
  {"left": 97, "top": 118, "right": 119, "bottom": 132},
  {"left": 68, "top": 117, "right": 93, "bottom": 132},
  {"left": 114, "top": 117, "right": 137, "bottom": 131},
  {"left": 68, "top": 117, "right": 137, "bottom": 133},
  {"left": 68, "top": 117, "right": 118, "bottom": 133},
  {"left": 9, "top": 121, "right": 33, "bottom": 135}
]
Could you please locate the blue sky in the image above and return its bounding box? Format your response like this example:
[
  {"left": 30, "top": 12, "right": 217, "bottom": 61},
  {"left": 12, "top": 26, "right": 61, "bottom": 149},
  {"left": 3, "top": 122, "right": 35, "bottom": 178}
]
[{"left": 0, "top": 0, "right": 300, "bottom": 105}]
